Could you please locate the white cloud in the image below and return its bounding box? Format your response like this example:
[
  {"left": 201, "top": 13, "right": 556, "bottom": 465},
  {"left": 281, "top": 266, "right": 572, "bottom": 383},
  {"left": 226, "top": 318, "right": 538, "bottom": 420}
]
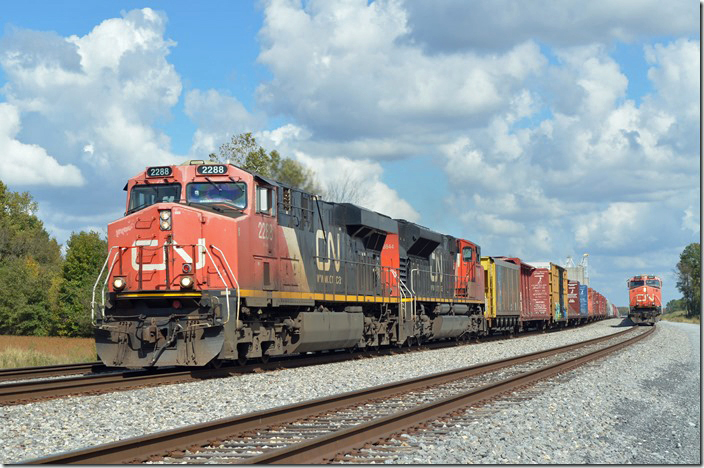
[
  {"left": 0, "top": 8, "right": 182, "bottom": 177},
  {"left": 257, "top": 0, "right": 546, "bottom": 142},
  {"left": 184, "top": 89, "right": 262, "bottom": 157},
  {"left": 0, "top": 103, "right": 83, "bottom": 186}
]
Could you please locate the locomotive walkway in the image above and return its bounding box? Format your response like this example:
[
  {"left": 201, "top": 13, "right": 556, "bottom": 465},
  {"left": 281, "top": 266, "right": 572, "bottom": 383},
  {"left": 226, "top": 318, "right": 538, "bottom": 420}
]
[{"left": 24, "top": 326, "right": 652, "bottom": 464}]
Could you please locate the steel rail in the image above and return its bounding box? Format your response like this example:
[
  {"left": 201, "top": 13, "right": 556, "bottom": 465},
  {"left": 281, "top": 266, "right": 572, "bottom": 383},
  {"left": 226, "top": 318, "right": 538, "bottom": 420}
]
[
  {"left": 246, "top": 326, "right": 655, "bottom": 464},
  {"left": 24, "top": 326, "right": 642, "bottom": 464},
  {"left": 0, "top": 321, "right": 603, "bottom": 404},
  {"left": 0, "top": 362, "right": 105, "bottom": 382}
]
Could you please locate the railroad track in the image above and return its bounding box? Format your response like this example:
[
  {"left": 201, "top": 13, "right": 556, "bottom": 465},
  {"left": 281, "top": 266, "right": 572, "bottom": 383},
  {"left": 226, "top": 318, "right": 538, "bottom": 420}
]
[
  {"left": 24, "top": 325, "right": 652, "bottom": 464},
  {"left": 0, "top": 361, "right": 107, "bottom": 383},
  {"left": 0, "top": 321, "right": 605, "bottom": 405}
]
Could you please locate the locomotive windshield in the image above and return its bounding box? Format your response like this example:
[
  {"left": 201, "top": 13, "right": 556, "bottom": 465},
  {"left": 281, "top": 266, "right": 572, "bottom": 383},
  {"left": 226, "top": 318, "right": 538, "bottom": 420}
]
[
  {"left": 187, "top": 182, "right": 247, "bottom": 209},
  {"left": 646, "top": 279, "right": 661, "bottom": 288},
  {"left": 629, "top": 280, "right": 644, "bottom": 288},
  {"left": 128, "top": 184, "right": 181, "bottom": 214}
]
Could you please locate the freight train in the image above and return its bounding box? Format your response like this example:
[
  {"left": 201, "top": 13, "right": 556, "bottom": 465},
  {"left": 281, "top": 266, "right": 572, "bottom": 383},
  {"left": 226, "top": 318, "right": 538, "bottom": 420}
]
[
  {"left": 627, "top": 275, "right": 662, "bottom": 325},
  {"left": 92, "top": 161, "right": 617, "bottom": 368}
]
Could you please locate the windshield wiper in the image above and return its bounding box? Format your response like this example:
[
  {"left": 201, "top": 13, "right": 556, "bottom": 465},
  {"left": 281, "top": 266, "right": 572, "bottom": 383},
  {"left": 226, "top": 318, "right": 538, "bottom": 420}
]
[{"left": 204, "top": 177, "right": 222, "bottom": 192}]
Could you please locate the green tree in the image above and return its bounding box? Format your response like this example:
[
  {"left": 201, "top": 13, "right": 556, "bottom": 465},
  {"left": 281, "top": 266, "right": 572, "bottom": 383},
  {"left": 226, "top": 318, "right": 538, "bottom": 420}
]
[
  {"left": 56, "top": 231, "right": 108, "bottom": 337},
  {"left": 665, "top": 298, "right": 686, "bottom": 314},
  {"left": 210, "top": 132, "right": 320, "bottom": 193},
  {"left": 0, "top": 181, "right": 62, "bottom": 335},
  {"left": 675, "top": 242, "right": 701, "bottom": 317}
]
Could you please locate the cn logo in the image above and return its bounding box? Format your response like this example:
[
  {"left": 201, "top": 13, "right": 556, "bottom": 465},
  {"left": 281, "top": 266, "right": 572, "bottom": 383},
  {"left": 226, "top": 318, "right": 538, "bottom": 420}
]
[
  {"left": 429, "top": 251, "right": 443, "bottom": 282},
  {"left": 131, "top": 239, "right": 206, "bottom": 271},
  {"left": 315, "top": 229, "right": 341, "bottom": 272}
]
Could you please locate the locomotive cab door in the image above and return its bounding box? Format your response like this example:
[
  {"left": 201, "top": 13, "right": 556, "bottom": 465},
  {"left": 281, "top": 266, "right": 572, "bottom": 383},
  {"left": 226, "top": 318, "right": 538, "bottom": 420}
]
[
  {"left": 455, "top": 240, "right": 477, "bottom": 297},
  {"left": 253, "top": 181, "right": 278, "bottom": 291}
]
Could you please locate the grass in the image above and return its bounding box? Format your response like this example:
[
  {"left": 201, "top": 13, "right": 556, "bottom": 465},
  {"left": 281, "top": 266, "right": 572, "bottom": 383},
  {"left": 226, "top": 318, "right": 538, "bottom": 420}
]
[
  {"left": 661, "top": 309, "right": 701, "bottom": 325},
  {"left": 0, "top": 335, "right": 97, "bottom": 369}
]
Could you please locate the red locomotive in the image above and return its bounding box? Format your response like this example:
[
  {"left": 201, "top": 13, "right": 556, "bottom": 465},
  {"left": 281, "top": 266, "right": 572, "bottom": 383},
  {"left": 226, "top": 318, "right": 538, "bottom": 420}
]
[
  {"left": 627, "top": 275, "right": 662, "bottom": 325},
  {"left": 93, "top": 161, "right": 486, "bottom": 367}
]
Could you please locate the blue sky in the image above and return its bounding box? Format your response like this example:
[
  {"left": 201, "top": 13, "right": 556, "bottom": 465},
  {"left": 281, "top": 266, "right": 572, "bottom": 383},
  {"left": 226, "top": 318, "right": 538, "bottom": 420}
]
[{"left": 0, "top": 0, "right": 699, "bottom": 306}]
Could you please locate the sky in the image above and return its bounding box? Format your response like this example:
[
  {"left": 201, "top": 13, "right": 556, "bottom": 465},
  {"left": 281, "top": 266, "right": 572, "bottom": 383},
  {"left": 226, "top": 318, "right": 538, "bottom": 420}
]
[{"left": 0, "top": 0, "right": 699, "bottom": 306}]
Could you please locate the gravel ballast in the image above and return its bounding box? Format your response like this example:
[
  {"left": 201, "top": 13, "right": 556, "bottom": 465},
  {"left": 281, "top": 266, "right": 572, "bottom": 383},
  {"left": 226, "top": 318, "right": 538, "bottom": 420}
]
[
  {"left": 0, "top": 319, "right": 697, "bottom": 463},
  {"left": 391, "top": 320, "right": 700, "bottom": 464}
]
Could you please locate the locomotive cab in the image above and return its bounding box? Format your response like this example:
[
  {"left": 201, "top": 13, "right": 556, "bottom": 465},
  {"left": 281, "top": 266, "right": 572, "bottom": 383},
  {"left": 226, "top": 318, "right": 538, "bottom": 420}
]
[{"left": 94, "top": 162, "right": 251, "bottom": 367}]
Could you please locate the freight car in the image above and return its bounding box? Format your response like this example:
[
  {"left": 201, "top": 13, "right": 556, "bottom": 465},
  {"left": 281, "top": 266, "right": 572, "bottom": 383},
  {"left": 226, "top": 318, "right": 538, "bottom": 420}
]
[
  {"left": 91, "top": 161, "right": 616, "bottom": 368},
  {"left": 627, "top": 275, "right": 662, "bottom": 325}
]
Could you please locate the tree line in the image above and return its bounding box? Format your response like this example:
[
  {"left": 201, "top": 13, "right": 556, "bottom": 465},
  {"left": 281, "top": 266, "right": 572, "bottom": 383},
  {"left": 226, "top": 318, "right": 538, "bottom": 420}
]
[{"left": 0, "top": 181, "right": 106, "bottom": 337}]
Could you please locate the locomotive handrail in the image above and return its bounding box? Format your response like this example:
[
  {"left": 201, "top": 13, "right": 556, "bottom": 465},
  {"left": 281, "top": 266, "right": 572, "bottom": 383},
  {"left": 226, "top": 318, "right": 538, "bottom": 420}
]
[
  {"left": 209, "top": 244, "right": 240, "bottom": 328},
  {"left": 91, "top": 246, "right": 120, "bottom": 324}
]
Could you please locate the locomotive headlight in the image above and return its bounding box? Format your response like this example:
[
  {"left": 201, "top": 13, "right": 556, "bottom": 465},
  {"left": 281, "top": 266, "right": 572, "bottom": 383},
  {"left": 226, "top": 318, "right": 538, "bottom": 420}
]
[
  {"left": 113, "top": 277, "right": 126, "bottom": 291},
  {"left": 159, "top": 210, "right": 172, "bottom": 230},
  {"left": 179, "top": 275, "right": 194, "bottom": 289}
]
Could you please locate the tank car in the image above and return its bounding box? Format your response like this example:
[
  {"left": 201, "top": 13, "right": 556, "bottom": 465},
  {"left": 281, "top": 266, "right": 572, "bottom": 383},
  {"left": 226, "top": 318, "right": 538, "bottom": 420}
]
[
  {"left": 627, "top": 275, "right": 662, "bottom": 325},
  {"left": 92, "top": 161, "right": 487, "bottom": 368}
]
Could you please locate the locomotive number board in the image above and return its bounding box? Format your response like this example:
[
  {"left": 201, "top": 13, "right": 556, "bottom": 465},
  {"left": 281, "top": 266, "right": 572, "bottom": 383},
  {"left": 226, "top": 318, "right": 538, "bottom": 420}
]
[
  {"left": 146, "top": 166, "right": 173, "bottom": 177},
  {"left": 197, "top": 164, "right": 228, "bottom": 175}
]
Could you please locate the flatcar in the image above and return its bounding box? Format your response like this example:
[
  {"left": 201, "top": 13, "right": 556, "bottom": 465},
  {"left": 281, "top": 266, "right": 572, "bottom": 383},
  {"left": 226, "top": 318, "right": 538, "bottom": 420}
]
[
  {"left": 91, "top": 161, "right": 616, "bottom": 368},
  {"left": 627, "top": 275, "right": 662, "bottom": 325}
]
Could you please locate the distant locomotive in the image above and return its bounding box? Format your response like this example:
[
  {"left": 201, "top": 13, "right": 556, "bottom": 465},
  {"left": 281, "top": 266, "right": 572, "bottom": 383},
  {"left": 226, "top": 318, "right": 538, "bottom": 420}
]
[
  {"left": 627, "top": 275, "right": 662, "bottom": 325},
  {"left": 92, "top": 161, "right": 615, "bottom": 368}
]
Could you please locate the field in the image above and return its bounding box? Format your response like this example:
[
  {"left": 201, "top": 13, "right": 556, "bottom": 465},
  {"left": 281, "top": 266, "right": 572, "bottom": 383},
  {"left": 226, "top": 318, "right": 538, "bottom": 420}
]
[
  {"left": 0, "top": 335, "right": 97, "bottom": 369},
  {"left": 661, "top": 309, "right": 701, "bottom": 325}
]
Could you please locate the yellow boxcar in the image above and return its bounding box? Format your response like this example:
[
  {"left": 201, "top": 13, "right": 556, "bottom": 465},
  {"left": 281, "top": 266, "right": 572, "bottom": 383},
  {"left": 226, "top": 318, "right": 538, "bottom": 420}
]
[{"left": 481, "top": 256, "right": 521, "bottom": 331}]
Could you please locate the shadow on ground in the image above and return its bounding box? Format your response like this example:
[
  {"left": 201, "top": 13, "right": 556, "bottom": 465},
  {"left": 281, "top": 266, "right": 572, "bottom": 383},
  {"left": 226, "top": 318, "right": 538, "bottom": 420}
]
[{"left": 612, "top": 317, "right": 636, "bottom": 327}]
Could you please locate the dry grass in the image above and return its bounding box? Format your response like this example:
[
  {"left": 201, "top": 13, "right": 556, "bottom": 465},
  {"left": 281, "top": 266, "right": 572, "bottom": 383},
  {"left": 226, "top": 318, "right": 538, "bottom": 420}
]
[
  {"left": 0, "top": 335, "right": 97, "bottom": 369},
  {"left": 662, "top": 309, "right": 701, "bottom": 325}
]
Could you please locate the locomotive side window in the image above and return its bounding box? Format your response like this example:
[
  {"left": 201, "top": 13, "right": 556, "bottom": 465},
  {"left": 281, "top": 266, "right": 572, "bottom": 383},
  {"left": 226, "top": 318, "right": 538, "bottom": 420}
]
[
  {"left": 187, "top": 182, "right": 247, "bottom": 208},
  {"left": 462, "top": 247, "right": 472, "bottom": 262},
  {"left": 256, "top": 186, "right": 274, "bottom": 215},
  {"left": 128, "top": 184, "right": 181, "bottom": 214}
]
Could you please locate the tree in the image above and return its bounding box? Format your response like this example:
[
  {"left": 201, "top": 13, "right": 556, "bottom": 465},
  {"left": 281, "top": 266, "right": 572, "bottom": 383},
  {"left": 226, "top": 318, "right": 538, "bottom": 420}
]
[
  {"left": 0, "top": 181, "right": 62, "bottom": 335},
  {"left": 56, "top": 231, "right": 108, "bottom": 337},
  {"left": 675, "top": 242, "right": 701, "bottom": 317},
  {"left": 210, "top": 132, "right": 319, "bottom": 193},
  {"left": 665, "top": 298, "right": 686, "bottom": 314}
]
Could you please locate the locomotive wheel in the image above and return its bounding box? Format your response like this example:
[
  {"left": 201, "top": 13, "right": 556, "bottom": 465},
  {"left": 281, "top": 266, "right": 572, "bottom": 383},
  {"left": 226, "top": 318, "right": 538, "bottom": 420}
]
[
  {"left": 260, "top": 354, "right": 270, "bottom": 364},
  {"left": 237, "top": 354, "right": 248, "bottom": 366}
]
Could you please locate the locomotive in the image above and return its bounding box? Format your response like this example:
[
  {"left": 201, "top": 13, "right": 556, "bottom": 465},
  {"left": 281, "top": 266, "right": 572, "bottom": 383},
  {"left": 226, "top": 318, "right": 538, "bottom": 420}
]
[
  {"left": 627, "top": 274, "right": 662, "bottom": 325},
  {"left": 92, "top": 161, "right": 615, "bottom": 368},
  {"left": 92, "top": 161, "right": 486, "bottom": 368}
]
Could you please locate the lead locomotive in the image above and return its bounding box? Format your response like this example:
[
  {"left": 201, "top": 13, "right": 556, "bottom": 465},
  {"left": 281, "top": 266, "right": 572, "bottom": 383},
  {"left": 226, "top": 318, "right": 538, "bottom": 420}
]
[{"left": 93, "top": 161, "right": 486, "bottom": 367}]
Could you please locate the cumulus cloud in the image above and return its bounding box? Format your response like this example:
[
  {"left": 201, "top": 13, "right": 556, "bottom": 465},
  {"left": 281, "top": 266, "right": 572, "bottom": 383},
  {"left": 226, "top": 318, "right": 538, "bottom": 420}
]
[
  {"left": 0, "top": 8, "right": 182, "bottom": 177},
  {"left": 0, "top": 103, "right": 83, "bottom": 186},
  {"left": 184, "top": 89, "right": 262, "bottom": 157},
  {"left": 257, "top": 0, "right": 545, "bottom": 143}
]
